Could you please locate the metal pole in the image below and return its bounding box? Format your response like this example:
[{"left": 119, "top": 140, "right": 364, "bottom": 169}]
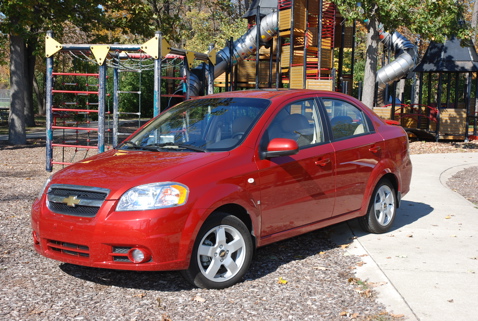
[
  {"left": 184, "top": 59, "right": 191, "bottom": 100},
  {"left": 337, "top": 19, "right": 345, "bottom": 92},
  {"left": 154, "top": 31, "right": 162, "bottom": 117},
  {"left": 302, "top": 1, "right": 308, "bottom": 88},
  {"left": 113, "top": 55, "right": 119, "bottom": 147},
  {"left": 318, "top": 0, "right": 323, "bottom": 78},
  {"left": 255, "top": 6, "right": 261, "bottom": 89},
  {"left": 98, "top": 64, "right": 107, "bottom": 153},
  {"left": 208, "top": 44, "right": 215, "bottom": 95},
  {"left": 276, "top": 33, "right": 281, "bottom": 89},
  {"left": 474, "top": 72, "right": 478, "bottom": 136},
  {"left": 436, "top": 72, "right": 443, "bottom": 140},
  {"left": 465, "top": 72, "right": 472, "bottom": 141},
  {"left": 45, "top": 31, "right": 54, "bottom": 172},
  {"left": 351, "top": 22, "right": 356, "bottom": 96}
]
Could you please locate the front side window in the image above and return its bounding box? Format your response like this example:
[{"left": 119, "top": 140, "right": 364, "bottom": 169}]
[
  {"left": 322, "top": 98, "right": 371, "bottom": 140},
  {"left": 262, "top": 99, "right": 324, "bottom": 148},
  {"left": 119, "top": 98, "right": 270, "bottom": 152}
]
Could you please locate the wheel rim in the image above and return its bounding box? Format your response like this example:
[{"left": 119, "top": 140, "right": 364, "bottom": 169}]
[
  {"left": 373, "top": 185, "right": 395, "bottom": 227},
  {"left": 197, "top": 225, "right": 247, "bottom": 282}
]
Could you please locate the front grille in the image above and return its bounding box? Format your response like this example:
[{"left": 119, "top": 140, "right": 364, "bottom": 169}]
[
  {"left": 47, "top": 184, "right": 110, "bottom": 217},
  {"left": 48, "top": 240, "right": 90, "bottom": 258}
]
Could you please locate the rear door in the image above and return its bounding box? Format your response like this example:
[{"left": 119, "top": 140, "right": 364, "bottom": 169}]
[{"left": 320, "top": 97, "right": 384, "bottom": 216}]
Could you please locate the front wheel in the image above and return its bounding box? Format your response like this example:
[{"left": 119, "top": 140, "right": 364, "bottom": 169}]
[
  {"left": 359, "top": 179, "right": 397, "bottom": 234},
  {"left": 181, "top": 213, "right": 253, "bottom": 289}
]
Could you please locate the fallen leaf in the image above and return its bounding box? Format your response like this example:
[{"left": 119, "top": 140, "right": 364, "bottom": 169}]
[
  {"left": 448, "top": 299, "right": 454, "bottom": 303},
  {"left": 314, "top": 266, "right": 328, "bottom": 270},
  {"left": 193, "top": 295, "right": 206, "bottom": 303},
  {"left": 407, "top": 234, "right": 413, "bottom": 238},
  {"left": 340, "top": 244, "right": 350, "bottom": 249},
  {"left": 277, "top": 277, "right": 288, "bottom": 284},
  {"left": 445, "top": 216, "right": 451, "bottom": 219},
  {"left": 369, "top": 281, "right": 387, "bottom": 287},
  {"left": 356, "top": 261, "right": 365, "bottom": 267},
  {"left": 133, "top": 293, "right": 146, "bottom": 298}
]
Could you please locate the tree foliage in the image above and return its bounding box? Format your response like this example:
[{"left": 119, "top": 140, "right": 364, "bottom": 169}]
[{"left": 334, "top": 0, "right": 469, "bottom": 42}]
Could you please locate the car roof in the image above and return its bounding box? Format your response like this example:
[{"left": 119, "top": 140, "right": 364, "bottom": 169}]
[{"left": 191, "top": 89, "right": 350, "bottom": 101}]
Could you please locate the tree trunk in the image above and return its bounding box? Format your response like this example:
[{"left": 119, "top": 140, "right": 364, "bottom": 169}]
[
  {"left": 8, "top": 34, "right": 27, "bottom": 145},
  {"left": 472, "top": 0, "right": 478, "bottom": 30},
  {"left": 396, "top": 79, "right": 405, "bottom": 102},
  {"left": 33, "top": 75, "right": 45, "bottom": 115},
  {"left": 24, "top": 40, "right": 36, "bottom": 127},
  {"left": 361, "top": 15, "right": 380, "bottom": 108}
]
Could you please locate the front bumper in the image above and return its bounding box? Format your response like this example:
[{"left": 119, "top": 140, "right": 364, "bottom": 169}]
[{"left": 31, "top": 198, "right": 192, "bottom": 271}]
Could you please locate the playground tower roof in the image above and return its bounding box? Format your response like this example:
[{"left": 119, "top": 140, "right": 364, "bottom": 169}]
[{"left": 414, "top": 37, "right": 478, "bottom": 72}]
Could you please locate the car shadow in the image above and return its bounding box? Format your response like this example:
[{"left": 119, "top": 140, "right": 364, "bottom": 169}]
[
  {"left": 342, "top": 200, "right": 434, "bottom": 239},
  {"left": 391, "top": 200, "right": 434, "bottom": 231},
  {"left": 59, "top": 201, "right": 431, "bottom": 291},
  {"left": 59, "top": 229, "right": 337, "bottom": 291}
]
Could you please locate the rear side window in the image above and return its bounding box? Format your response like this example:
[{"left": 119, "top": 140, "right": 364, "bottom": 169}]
[{"left": 322, "top": 98, "right": 371, "bottom": 140}]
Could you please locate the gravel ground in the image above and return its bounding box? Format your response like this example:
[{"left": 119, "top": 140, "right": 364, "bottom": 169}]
[{"left": 1, "top": 139, "right": 477, "bottom": 321}]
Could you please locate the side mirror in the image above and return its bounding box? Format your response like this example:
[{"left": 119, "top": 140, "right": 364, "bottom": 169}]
[{"left": 263, "top": 138, "right": 299, "bottom": 158}]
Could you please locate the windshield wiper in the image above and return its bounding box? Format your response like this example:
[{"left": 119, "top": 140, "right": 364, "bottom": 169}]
[
  {"left": 121, "top": 141, "right": 141, "bottom": 149},
  {"left": 144, "top": 142, "right": 206, "bottom": 152}
]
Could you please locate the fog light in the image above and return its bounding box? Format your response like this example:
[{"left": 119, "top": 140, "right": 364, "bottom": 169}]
[
  {"left": 127, "top": 248, "right": 151, "bottom": 264},
  {"left": 32, "top": 231, "right": 40, "bottom": 245}
]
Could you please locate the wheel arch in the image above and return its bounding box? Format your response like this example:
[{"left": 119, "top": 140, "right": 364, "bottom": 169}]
[
  {"left": 214, "top": 204, "right": 255, "bottom": 239},
  {"left": 379, "top": 172, "right": 400, "bottom": 208}
]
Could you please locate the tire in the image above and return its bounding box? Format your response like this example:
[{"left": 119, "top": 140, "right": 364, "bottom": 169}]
[
  {"left": 181, "top": 212, "right": 253, "bottom": 289},
  {"left": 359, "top": 179, "right": 397, "bottom": 234}
]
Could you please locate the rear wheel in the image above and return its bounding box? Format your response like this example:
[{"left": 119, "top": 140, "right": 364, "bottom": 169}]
[
  {"left": 360, "top": 179, "right": 396, "bottom": 234},
  {"left": 181, "top": 212, "right": 253, "bottom": 289}
]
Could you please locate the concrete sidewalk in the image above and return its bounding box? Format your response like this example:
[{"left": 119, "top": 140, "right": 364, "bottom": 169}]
[{"left": 332, "top": 153, "right": 478, "bottom": 320}]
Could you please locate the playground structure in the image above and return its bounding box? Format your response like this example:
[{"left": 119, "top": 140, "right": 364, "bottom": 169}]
[
  {"left": 44, "top": 31, "right": 216, "bottom": 171},
  {"left": 372, "top": 36, "right": 478, "bottom": 141},
  {"left": 44, "top": 0, "right": 478, "bottom": 171},
  {"left": 44, "top": 0, "right": 356, "bottom": 171}
]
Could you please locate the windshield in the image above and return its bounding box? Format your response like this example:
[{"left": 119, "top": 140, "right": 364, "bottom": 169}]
[{"left": 119, "top": 97, "right": 270, "bottom": 152}]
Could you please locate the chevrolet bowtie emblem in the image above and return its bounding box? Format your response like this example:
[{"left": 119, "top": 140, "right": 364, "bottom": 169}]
[{"left": 62, "top": 195, "right": 81, "bottom": 207}]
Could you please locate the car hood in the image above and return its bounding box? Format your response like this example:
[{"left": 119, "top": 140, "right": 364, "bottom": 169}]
[{"left": 50, "top": 149, "right": 229, "bottom": 198}]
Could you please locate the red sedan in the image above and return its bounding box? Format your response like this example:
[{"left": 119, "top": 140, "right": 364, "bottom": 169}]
[{"left": 31, "top": 89, "right": 412, "bottom": 289}]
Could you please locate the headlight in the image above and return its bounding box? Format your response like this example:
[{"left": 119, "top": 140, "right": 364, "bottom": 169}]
[
  {"left": 117, "top": 182, "right": 189, "bottom": 211},
  {"left": 38, "top": 177, "right": 52, "bottom": 199}
]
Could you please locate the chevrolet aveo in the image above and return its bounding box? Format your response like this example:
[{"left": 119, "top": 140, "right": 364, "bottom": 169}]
[{"left": 32, "top": 89, "right": 412, "bottom": 289}]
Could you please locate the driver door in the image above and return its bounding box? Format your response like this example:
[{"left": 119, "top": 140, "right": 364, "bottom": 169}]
[{"left": 255, "top": 97, "right": 336, "bottom": 239}]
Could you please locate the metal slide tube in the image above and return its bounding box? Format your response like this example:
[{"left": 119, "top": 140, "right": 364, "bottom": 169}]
[
  {"left": 376, "top": 31, "right": 416, "bottom": 106},
  {"left": 189, "top": 11, "right": 278, "bottom": 96}
]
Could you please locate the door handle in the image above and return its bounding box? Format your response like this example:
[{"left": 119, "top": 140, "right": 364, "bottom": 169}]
[
  {"left": 369, "top": 146, "right": 381, "bottom": 154},
  {"left": 315, "top": 158, "right": 331, "bottom": 167}
]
